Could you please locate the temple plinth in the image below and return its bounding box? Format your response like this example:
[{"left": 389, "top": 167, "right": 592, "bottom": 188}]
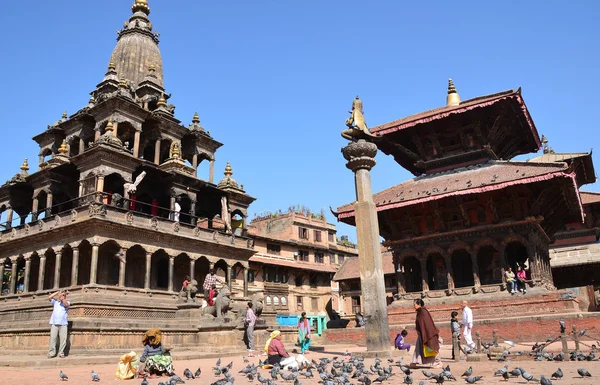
[{"left": 341, "top": 98, "right": 390, "bottom": 353}]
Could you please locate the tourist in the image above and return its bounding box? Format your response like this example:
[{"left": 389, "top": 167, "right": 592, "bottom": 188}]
[
  {"left": 505, "top": 267, "right": 517, "bottom": 294},
  {"left": 450, "top": 311, "right": 461, "bottom": 360},
  {"left": 138, "top": 329, "right": 174, "bottom": 378},
  {"left": 48, "top": 290, "right": 70, "bottom": 359},
  {"left": 297, "top": 312, "right": 312, "bottom": 354},
  {"left": 461, "top": 301, "right": 475, "bottom": 352},
  {"left": 203, "top": 268, "right": 224, "bottom": 300},
  {"left": 394, "top": 329, "right": 411, "bottom": 352},
  {"left": 245, "top": 302, "right": 256, "bottom": 357},
  {"left": 355, "top": 311, "right": 366, "bottom": 327},
  {"left": 181, "top": 275, "right": 190, "bottom": 292},
  {"left": 173, "top": 198, "right": 181, "bottom": 222},
  {"left": 208, "top": 284, "right": 218, "bottom": 306},
  {"left": 410, "top": 299, "right": 441, "bottom": 368},
  {"left": 516, "top": 266, "right": 528, "bottom": 294}
]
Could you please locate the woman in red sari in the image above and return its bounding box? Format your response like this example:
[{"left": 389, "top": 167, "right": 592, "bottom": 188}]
[{"left": 410, "top": 299, "right": 442, "bottom": 368}]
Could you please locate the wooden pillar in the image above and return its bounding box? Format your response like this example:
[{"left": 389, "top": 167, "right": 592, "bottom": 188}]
[
  {"left": 190, "top": 259, "right": 196, "bottom": 281},
  {"left": 189, "top": 200, "right": 197, "bottom": 226},
  {"left": 31, "top": 196, "right": 39, "bottom": 221},
  {"left": 46, "top": 193, "right": 53, "bottom": 217},
  {"left": 133, "top": 130, "right": 141, "bottom": 158},
  {"left": 9, "top": 258, "right": 18, "bottom": 295},
  {"left": 243, "top": 267, "right": 249, "bottom": 297},
  {"left": 470, "top": 252, "right": 481, "bottom": 288},
  {"left": 192, "top": 154, "right": 198, "bottom": 177},
  {"left": 53, "top": 249, "right": 62, "bottom": 289},
  {"left": 90, "top": 244, "right": 99, "bottom": 284},
  {"left": 168, "top": 256, "right": 174, "bottom": 292},
  {"left": 144, "top": 252, "right": 152, "bottom": 290},
  {"left": 23, "top": 256, "right": 31, "bottom": 293},
  {"left": 118, "top": 248, "right": 127, "bottom": 287},
  {"left": 96, "top": 175, "right": 105, "bottom": 203},
  {"left": 227, "top": 265, "right": 233, "bottom": 290},
  {"left": 420, "top": 258, "right": 429, "bottom": 292},
  {"left": 209, "top": 160, "right": 215, "bottom": 183},
  {"left": 154, "top": 139, "right": 161, "bottom": 165},
  {"left": 445, "top": 255, "right": 455, "bottom": 290},
  {"left": 71, "top": 247, "right": 79, "bottom": 286},
  {"left": 170, "top": 196, "right": 176, "bottom": 220},
  {"left": 38, "top": 254, "right": 46, "bottom": 291},
  {"left": 79, "top": 138, "right": 85, "bottom": 154}
]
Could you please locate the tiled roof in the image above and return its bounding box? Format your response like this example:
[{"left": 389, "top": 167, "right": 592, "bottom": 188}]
[
  {"left": 333, "top": 252, "right": 395, "bottom": 281},
  {"left": 550, "top": 243, "right": 600, "bottom": 268},
  {"left": 528, "top": 152, "right": 590, "bottom": 163},
  {"left": 581, "top": 191, "right": 600, "bottom": 206},
  {"left": 337, "top": 160, "right": 572, "bottom": 218},
  {"left": 249, "top": 255, "right": 338, "bottom": 273}
]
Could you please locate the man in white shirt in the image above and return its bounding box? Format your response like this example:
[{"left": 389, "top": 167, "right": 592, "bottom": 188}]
[
  {"left": 461, "top": 301, "right": 475, "bottom": 352},
  {"left": 48, "top": 290, "right": 70, "bottom": 358}
]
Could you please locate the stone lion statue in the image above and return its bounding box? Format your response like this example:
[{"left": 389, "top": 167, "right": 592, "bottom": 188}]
[
  {"left": 179, "top": 279, "right": 198, "bottom": 303},
  {"left": 202, "top": 285, "right": 232, "bottom": 318}
]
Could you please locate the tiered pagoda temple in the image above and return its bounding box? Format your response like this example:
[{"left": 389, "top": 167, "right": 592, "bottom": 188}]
[
  {"left": 337, "top": 81, "right": 587, "bottom": 304},
  {"left": 0, "top": 0, "right": 260, "bottom": 351}
]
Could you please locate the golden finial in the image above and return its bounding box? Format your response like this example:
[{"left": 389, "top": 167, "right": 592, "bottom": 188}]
[
  {"left": 148, "top": 64, "right": 156, "bottom": 72},
  {"left": 157, "top": 93, "right": 167, "bottom": 107},
  {"left": 119, "top": 75, "right": 128, "bottom": 88},
  {"left": 105, "top": 119, "right": 114, "bottom": 133},
  {"left": 446, "top": 78, "right": 461, "bottom": 106},
  {"left": 542, "top": 134, "right": 550, "bottom": 154},
  {"left": 62, "top": 111, "right": 68, "bottom": 120},
  {"left": 169, "top": 141, "right": 181, "bottom": 159},
  {"left": 192, "top": 112, "right": 200, "bottom": 124},
  {"left": 58, "top": 139, "right": 68, "bottom": 154},
  {"left": 224, "top": 162, "right": 233, "bottom": 177},
  {"left": 132, "top": 0, "right": 150, "bottom": 15},
  {"left": 89, "top": 95, "right": 96, "bottom": 104},
  {"left": 20, "top": 158, "right": 29, "bottom": 172},
  {"left": 108, "top": 61, "right": 116, "bottom": 71}
]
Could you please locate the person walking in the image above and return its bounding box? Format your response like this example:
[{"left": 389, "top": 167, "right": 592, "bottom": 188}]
[
  {"left": 461, "top": 301, "right": 475, "bottom": 353},
  {"left": 48, "top": 290, "right": 70, "bottom": 358},
  {"left": 245, "top": 302, "right": 256, "bottom": 357},
  {"left": 202, "top": 268, "right": 224, "bottom": 301},
  {"left": 297, "top": 312, "right": 311, "bottom": 354},
  {"left": 410, "top": 299, "right": 441, "bottom": 368}
]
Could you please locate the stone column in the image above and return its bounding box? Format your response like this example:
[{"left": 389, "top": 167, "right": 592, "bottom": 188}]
[
  {"left": 5, "top": 206, "right": 13, "bottom": 229},
  {"left": 444, "top": 255, "right": 455, "bottom": 290},
  {"left": 192, "top": 154, "right": 198, "bottom": 177},
  {"left": 170, "top": 196, "right": 176, "bottom": 220},
  {"left": 189, "top": 200, "right": 197, "bottom": 226},
  {"left": 38, "top": 154, "right": 44, "bottom": 166},
  {"left": 46, "top": 192, "right": 53, "bottom": 217},
  {"left": 0, "top": 263, "right": 4, "bottom": 296},
  {"left": 112, "top": 121, "right": 119, "bottom": 137},
  {"left": 168, "top": 256, "right": 174, "bottom": 292},
  {"left": 79, "top": 138, "right": 85, "bottom": 154},
  {"left": 209, "top": 160, "right": 215, "bottom": 183},
  {"left": 190, "top": 259, "right": 196, "bottom": 281},
  {"left": 94, "top": 129, "right": 101, "bottom": 142},
  {"left": 90, "top": 244, "right": 99, "bottom": 284},
  {"left": 71, "top": 247, "right": 79, "bottom": 286},
  {"left": 243, "top": 267, "right": 249, "bottom": 297},
  {"left": 38, "top": 253, "right": 47, "bottom": 291},
  {"left": 342, "top": 137, "right": 390, "bottom": 352},
  {"left": 144, "top": 252, "right": 152, "bottom": 289},
  {"left": 470, "top": 251, "right": 481, "bottom": 288},
  {"left": 31, "top": 196, "right": 39, "bottom": 221},
  {"left": 96, "top": 175, "right": 105, "bottom": 203},
  {"left": 420, "top": 258, "right": 429, "bottom": 292},
  {"left": 9, "top": 257, "right": 18, "bottom": 295},
  {"left": 53, "top": 249, "right": 62, "bottom": 289},
  {"left": 133, "top": 130, "right": 141, "bottom": 158},
  {"left": 227, "top": 265, "right": 233, "bottom": 290},
  {"left": 118, "top": 249, "right": 127, "bottom": 287},
  {"left": 154, "top": 139, "right": 161, "bottom": 165},
  {"left": 23, "top": 256, "right": 31, "bottom": 293}
]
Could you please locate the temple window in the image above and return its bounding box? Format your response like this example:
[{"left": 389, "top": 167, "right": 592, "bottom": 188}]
[
  {"left": 315, "top": 253, "right": 324, "bottom": 264},
  {"left": 328, "top": 232, "right": 335, "bottom": 242},
  {"left": 298, "top": 227, "right": 309, "bottom": 240},
  {"left": 477, "top": 207, "right": 487, "bottom": 224},
  {"left": 338, "top": 254, "right": 345, "bottom": 264},
  {"left": 297, "top": 250, "right": 309, "bottom": 262},
  {"left": 311, "top": 297, "right": 318, "bottom": 311},
  {"left": 351, "top": 296, "right": 361, "bottom": 314},
  {"left": 267, "top": 243, "right": 281, "bottom": 255},
  {"left": 281, "top": 297, "right": 287, "bottom": 306},
  {"left": 296, "top": 296, "right": 303, "bottom": 311},
  {"left": 309, "top": 275, "right": 318, "bottom": 288},
  {"left": 281, "top": 271, "right": 288, "bottom": 284},
  {"left": 273, "top": 296, "right": 280, "bottom": 306},
  {"left": 295, "top": 275, "right": 303, "bottom": 287},
  {"left": 248, "top": 270, "right": 255, "bottom": 283},
  {"left": 314, "top": 230, "right": 322, "bottom": 242},
  {"left": 266, "top": 296, "right": 271, "bottom": 305}
]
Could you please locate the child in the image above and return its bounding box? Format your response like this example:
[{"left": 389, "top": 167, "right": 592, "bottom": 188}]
[
  {"left": 208, "top": 284, "right": 217, "bottom": 306},
  {"left": 181, "top": 276, "right": 190, "bottom": 292},
  {"left": 450, "top": 311, "right": 461, "bottom": 359},
  {"left": 394, "top": 329, "right": 411, "bottom": 352}
]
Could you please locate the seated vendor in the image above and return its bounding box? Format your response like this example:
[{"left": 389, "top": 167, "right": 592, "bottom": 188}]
[
  {"left": 138, "top": 329, "right": 174, "bottom": 378},
  {"left": 265, "top": 330, "right": 290, "bottom": 365}
]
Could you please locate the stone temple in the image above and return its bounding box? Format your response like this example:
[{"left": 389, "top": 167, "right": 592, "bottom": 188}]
[{"left": 0, "top": 0, "right": 265, "bottom": 352}]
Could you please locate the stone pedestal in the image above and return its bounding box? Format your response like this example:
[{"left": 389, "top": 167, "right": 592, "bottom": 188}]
[
  {"left": 342, "top": 139, "right": 391, "bottom": 352},
  {"left": 175, "top": 303, "right": 202, "bottom": 321}
]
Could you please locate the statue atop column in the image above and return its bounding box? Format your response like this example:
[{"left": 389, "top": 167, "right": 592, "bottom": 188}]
[{"left": 342, "top": 96, "right": 378, "bottom": 141}]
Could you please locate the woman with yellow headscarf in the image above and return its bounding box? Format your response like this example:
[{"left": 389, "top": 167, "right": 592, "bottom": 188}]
[{"left": 265, "top": 330, "right": 290, "bottom": 365}]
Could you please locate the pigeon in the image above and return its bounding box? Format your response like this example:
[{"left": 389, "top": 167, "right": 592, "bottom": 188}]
[
  {"left": 59, "top": 370, "right": 69, "bottom": 381},
  {"left": 432, "top": 373, "right": 445, "bottom": 384},
  {"left": 194, "top": 368, "right": 201, "bottom": 377},
  {"left": 184, "top": 368, "right": 195, "bottom": 380},
  {"left": 520, "top": 369, "right": 537, "bottom": 383},
  {"left": 551, "top": 368, "right": 563, "bottom": 379},
  {"left": 243, "top": 356, "right": 249, "bottom": 363},
  {"left": 501, "top": 371, "right": 509, "bottom": 381},
  {"left": 577, "top": 368, "right": 592, "bottom": 377},
  {"left": 422, "top": 370, "right": 435, "bottom": 378},
  {"left": 462, "top": 367, "right": 472, "bottom": 377},
  {"left": 559, "top": 320, "right": 566, "bottom": 333},
  {"left": 257, "top": 373, "right": 268, "bottom": 384},
  {"left": 403, "top": 375, "right": 413, "bottom": 384},
  {"left": 494, "top": 365, "right": 508, "bottom": 376},
  {"left": 141, "top": 378, "right": 149, "bottom": 385},
  {"left": 171, "top": 374, "right": 185, "bottom": 384},
  {"left": 91, "top": 370, "right": 100, "bottom": 382},
  {"left": 579, "top": 328, "right": 592, "bottom": 337},
  {"left": 464, "top": 376, "right": 483, "bottom": 383},
  {"left": 540, "top": 376, "right": 553, "bottom": 385},
  {"left": 509, "top": 368, "right": 522, "bottom": 377},
  {"left": 216, "top": 358, "right": 221, "bottom": 367},
  {"left": 294, "top": 378, "right": 301, "bottom": 385}
]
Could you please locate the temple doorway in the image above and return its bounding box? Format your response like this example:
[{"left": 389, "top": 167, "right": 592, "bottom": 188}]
[
  {"left": 125, "top": 245, "right": 146, "bottom": 288},
  {"left": 194, "top": 256, "right": 210, "bottom": 289},
  {"left": 505, "top": 242, "right": 529, "bottom": 271},
  {"left": 151, "top": 250, "right": 169, "bottom": 290},
  {"left": 97, "top": 241, "right": 120, "bottom": 286},
  {"left": 59, "top": 246, "right": 73, "bottom": 288},
  {"left": 402, "top": 256, "right": 422, "bottom": 292},
  {"left": 77, "top": 240, "right": 92, "bottom": 285},
  {"left": 173, "top": 253, "right": 190, "bottom": 292},
  {"left": 477, "top": 246, "right": 502, "bottom": 285},
  {"left": 451, "top": 250, "right": 474, "bottom": 288},
  {"left": 44, "top": 249, "right": 56, "bottom": 290},
  {"left": 426, "top": 253, "right": 448, "bottom": 290}
]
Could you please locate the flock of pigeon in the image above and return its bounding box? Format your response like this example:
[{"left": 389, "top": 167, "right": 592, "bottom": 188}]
[{"left": 55, "top": 354, "right": 594, "bottom": 385}]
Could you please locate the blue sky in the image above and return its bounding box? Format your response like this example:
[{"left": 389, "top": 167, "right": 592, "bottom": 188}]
[{"left": 1, "top": 1, "right": 598, "bottom": 240}]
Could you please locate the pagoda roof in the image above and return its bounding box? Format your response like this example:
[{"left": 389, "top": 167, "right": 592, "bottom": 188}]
[
  {"left": 337, "top": 160, "right": 581, "bottom": 220},
  {"left": 580, "top": 191, "right": 600, "bottom": 206},
  {"left": 528, "top": 151, "right": 595, "bottom": 186},
  {"left": 333, "top": 252, "right": 394, "bottom": 281}
]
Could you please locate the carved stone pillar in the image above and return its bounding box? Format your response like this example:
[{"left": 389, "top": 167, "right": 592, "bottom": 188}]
[
  {"left": 169, "top": 195, "right": 176, "bottom": 220},
  {"left": 144, "top": 252, "right": 152, "bottom": 290},
  {"left": 444, "top": 255, "right": 455, "bottom": 290},
  {"left": 168, "top": 256, "right": 174, "bottom": 292},
  {"left": 420, "top": 258, "right": 429, "bottom": 292},
  {"left": 0, "top": 263, "right": 4, "bottom": 296},
  {"left": 118, "top": 249, "right": 127, "bottom": 287},
  {"left": 112, "top": 121, "right": 119, "bottom": 137},
  {"left": 192, "top": 154, "right": 198, "bottom": 177},
  {"left": 31, "top": 196, "right": 39, "bottom": 221},
  {"left": 5, "top": 207, "right": 13, "bottom": 229},
  {"left": 94, "top": 129, "right": 101, "bottom": 141},
  {"left": 470, "top": 252, "right": 481, "bottom": 288},
  {"left": 190, "top": 259, "right": 196, "bottom": 281},
  {"left": 46, "top": 192, "right": 53, "bottom": 217},
  {"left": 209, "top": 160, "right": 215, "bottom": 183},
  {"left": 227, "top": 265, "right": 233, "bottom": 290},
  {"left": 90, "top": 244, "right": 99, "bottom": 284},
  {"left": 23, "top": 256, "right": 31, "bottom": 293},
  {"left": 53, "top": 249, "right": 62, "bottom": 289},
  {"left": 71, "top": 247, "right": 79, "bottom": 286},
  {"left": 243, "top": 267, "right": 249, "bottom": 297},
  {"left": 96, "top": 175, "right": 105, "bottom": 203},
  {"left": 38, "top": 154, "right": 44, "bottom": 166},
  {"left": 79, "top": 138, "right": 85, "bottom": 154},
  {"left": 189, "top": 200, "right": 197, "bottom": 226},
  {"left": 38, "top": 253, "right": 47, "bottom": 291},
  {"left": 154, "top": 139, "right": 161, "bottom": 165},
  {"left": 9, "top": 257, "right": 18, "bottom": 295},
  {"left": 133, "top": 130, "right": 141, "bottom": 158}
]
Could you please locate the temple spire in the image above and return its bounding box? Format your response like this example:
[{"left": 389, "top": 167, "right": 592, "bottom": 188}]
[
  {"left": 446, "top": 78, "right": 461, "bottom": 106},
  {"left": 132, "top": 0, "right": 150, "bottom": 15}
]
